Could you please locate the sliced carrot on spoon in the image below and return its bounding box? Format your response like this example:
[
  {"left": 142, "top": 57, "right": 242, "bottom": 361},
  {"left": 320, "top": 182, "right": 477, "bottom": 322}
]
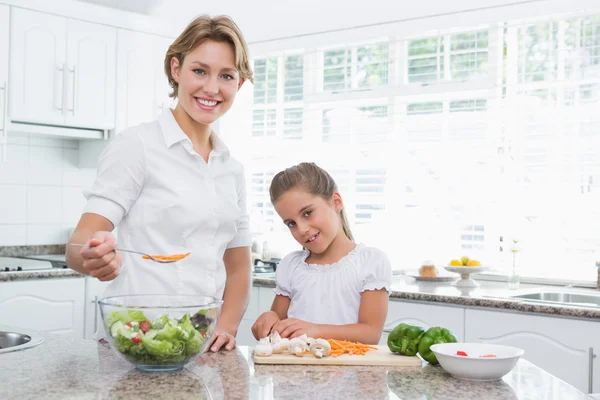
[{"left": 142, "top": 252, "right": 191, "bottom": 261}]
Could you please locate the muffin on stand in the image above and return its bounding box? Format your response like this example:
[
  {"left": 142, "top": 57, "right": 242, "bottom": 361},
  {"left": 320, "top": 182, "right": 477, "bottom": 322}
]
[{"left": 418, "top": 260, "right": 438, "bottom": 278}]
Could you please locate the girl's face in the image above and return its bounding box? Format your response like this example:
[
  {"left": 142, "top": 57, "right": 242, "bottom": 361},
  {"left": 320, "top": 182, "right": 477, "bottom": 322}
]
[
  {"left": 170, "top": 40, "right": 243, "bottom": 126},
  {"left": 274, "top": 187, "right": 344, "bottom": 254}
]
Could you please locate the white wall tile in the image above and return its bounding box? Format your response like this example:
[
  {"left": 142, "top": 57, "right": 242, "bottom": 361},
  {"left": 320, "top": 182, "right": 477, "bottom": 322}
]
[
  {"left": 61, "top": 187, "right": 86, "bottom": 225},
  {"left": 0, "top": 138, "right": 99, "bottom": 246},
  {"left": 26, "top": 224, "right": 63, "bottom": 245},
  {"left": 0, "top": 144, "right": 28, "bottom": 184},
  {"left": 0, "top": 185, "right": 27, "bottom": 224},
  {"left": 28, "top": 145, "right": 63, "bottom": 186},
  {"left": 27, "top": 186, "right": 62, "bottom": 224},
  {"left": 63, "top": 148, "right": 96, "bottom": 188},
  {"left": 63, "top": 139, "right": 79, "bottom": 150},
  {"left": 29, "top": 136, "right": 64, "bottom": 148},
  {"left": 7, "top": 133, "right": 29, "bottom": 146},
  {"left": 0, "top": 225, "right": 27, "bottom": 246},
  {"left": 60, "top": 224, "right": 76, "bottom": 243}
]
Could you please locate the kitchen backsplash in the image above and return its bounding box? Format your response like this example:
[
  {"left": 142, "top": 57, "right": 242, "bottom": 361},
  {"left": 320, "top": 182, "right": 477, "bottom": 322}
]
[{"left": 0, "top": 134, "right": 96, "bottom": 246}]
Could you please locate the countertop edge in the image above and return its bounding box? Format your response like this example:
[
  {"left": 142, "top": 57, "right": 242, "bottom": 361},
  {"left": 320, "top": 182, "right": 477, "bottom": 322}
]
[{"left": 252, "top": 277, "right": 600, "bottom": 321}]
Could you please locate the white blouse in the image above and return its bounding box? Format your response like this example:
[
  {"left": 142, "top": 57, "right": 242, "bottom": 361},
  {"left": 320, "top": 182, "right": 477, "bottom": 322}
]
[
  {"left": 274, "top": 244, "right": 392, "bottom": 325},
  {"left": 83, "top": 109, "right": 251, "bottom": 302}
]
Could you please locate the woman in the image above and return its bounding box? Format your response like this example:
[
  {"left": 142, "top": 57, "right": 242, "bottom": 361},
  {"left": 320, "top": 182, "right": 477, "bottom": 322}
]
[{"left": 66, "top": 15, "right": 254, "bottom": 352}]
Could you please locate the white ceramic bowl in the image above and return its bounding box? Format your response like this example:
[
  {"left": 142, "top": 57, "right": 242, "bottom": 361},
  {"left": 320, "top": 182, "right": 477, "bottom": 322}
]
[{"left": 431, "top": 342, "right": 524, "bottom": 381}]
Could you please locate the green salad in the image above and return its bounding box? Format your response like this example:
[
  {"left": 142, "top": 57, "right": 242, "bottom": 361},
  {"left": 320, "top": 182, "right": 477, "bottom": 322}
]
[{"left": 106, "top": 310, "right": 212, "bottom": 365}]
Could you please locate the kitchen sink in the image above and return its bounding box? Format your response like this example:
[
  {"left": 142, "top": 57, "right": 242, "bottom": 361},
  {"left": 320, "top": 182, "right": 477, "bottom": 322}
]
[
  {"left": 508, "top": 290, "right": 600, "bottom": 308},
  {"left": 0, "top": 329, "right": 44, "bottom": 354}
]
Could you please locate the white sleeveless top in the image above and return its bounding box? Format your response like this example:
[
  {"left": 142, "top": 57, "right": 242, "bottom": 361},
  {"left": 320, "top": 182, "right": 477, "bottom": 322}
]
[{"left": 274, "top": 244, "right": 392, "bottom": 325}]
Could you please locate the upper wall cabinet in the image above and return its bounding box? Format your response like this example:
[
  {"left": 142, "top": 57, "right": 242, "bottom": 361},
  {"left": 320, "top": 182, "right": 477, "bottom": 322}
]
[
  {"left": 115, "top": 29, "right": 173, "bottom": 134},
  {"left": 9, "top": 8, "right": 116, "bottom": 130},
  {"left": 0, "top": 5, "right": 9, "bottom": 154}
]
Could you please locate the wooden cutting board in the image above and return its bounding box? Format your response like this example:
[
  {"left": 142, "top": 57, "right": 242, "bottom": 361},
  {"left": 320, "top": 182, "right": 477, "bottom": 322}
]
[{"left": 252, "top": 346, "right": 422, "bottom": 366}]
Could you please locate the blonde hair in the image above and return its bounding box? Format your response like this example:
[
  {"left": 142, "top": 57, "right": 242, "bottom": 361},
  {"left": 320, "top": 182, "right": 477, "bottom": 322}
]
[
  {"left": 269, "top": 162, "right": 354, "bottom": 241},
  {"left": 164, "top": 15, "right": 254, "bottom": 98}
]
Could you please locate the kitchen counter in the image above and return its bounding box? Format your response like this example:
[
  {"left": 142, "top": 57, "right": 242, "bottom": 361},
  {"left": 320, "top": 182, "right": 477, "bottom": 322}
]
[
  {"left": 0, "top": 268, "right": 82, "bottom": 281},
  {"left": 0, "top": 335, "right": 592, "bottom": 400},
  {"left": 253, "top": 275, "right": 600, "bottom": 320},
  {"left": 4, "top": 268, "right": 600, "bottom": 320}
]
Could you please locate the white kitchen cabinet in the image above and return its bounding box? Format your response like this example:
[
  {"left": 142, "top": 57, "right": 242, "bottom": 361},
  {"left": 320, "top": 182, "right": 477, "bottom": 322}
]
[
  {"left": 380, "top": 300, "right": 465, "bottom": 345},
  {"left": 236, "top": 287, "right": 260, "bottom": 346},
  {"left": 83, "top": 277, "right": 110, "bottom": 339},
  {"left": 237, "top": 285, "right": 276, "bottom": 346},
  {"left": 9, "top": 8, "right": 116, "bottom": 129},
  {"left": 64, "top": 18, "right": 116, "bottom": 129},
  {"left": 465, "top": 309, "right": 600, "bottom": 394},
  {"left": 115, "top": 30, "right": 173, "bottom": 135},
  {"left": 0, "top": 278, "right": 85, "bottom": 338},
  {"left": 0, "top": 5, "right": 8, "bottom": 160},
  {"left": 9, "top": 8, "right": 67, "bottom": 126}
]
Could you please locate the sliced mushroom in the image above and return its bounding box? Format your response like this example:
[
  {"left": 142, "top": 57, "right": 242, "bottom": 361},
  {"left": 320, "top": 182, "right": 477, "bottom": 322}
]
[
  {"left": 289, "top": 337, "right": 308, "bottom": 357},
  {"left": 254, "top": 337, "right": 273, "bottom": 357},
  {"left": 269, "top": 331, "right": 290, "bottom": 354},
  {"left": 310, "top": 338, "right": 331, "bottom": 358}
]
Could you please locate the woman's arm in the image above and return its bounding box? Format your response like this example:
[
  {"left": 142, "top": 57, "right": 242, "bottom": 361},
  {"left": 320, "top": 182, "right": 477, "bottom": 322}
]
[
  {"left": 217, "top": 246, "right": 251, "bottom": 336},
  {"left": 65, "top": 213, "right": 119, "bottom": 280},
  {"left": 273, "top": 289, "right": 388, "bottom": 344}
]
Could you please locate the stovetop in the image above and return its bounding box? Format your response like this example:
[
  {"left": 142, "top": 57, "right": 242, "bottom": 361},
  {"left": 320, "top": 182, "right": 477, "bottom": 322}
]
[
  {"left": 21, "top": 254, "right": 68, "bottom": 269},
  {"left": 0, "top": 257, "right": 54, "bottom": 272}
]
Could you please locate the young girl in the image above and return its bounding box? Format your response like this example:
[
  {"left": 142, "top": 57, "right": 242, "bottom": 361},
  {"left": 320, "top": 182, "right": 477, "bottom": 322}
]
[{"left": 251, "top": 162, "right": 392, "bottom": 344}]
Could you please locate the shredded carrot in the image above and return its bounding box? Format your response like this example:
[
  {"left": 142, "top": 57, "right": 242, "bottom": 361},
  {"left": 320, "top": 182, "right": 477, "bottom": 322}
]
[
  {"left": 142, "top": 252, "right": 191, "bottom": 261},
  {"left": 327, "top": 339, "right": 378, "bottom": 357}
]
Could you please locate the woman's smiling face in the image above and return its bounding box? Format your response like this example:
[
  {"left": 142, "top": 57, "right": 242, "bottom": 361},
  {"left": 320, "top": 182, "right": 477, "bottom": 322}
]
[
  {"left": 170, "top": 40, "right": 242, "bottom": 126},
  {"left": 274, "top": 187, "right": 343, "bottom": 254}
]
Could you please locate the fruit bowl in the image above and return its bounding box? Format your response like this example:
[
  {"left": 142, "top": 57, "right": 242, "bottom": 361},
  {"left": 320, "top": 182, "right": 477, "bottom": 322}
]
[
  {"left": 98, "top": 294, "right": 222, "bottom": 371},
  {"left": 444, "top": 266, "right": 489, "bottom": 287},
  {"left": 431, "top": 342, "right": 524, "bottom": 381}
]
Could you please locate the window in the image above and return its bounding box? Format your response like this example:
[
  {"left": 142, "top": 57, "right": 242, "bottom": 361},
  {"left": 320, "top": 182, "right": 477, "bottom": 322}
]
[
  {"left": 285, "top": 55, "right": 304, "bottom": 101},
  {"left": 407, "top": 30, "right": 489, "bottom": 83},
  {"left": 253, "top": 58, "right": 278, "bottom": 104},
  {"left": 251, "top": 55, "right": 305, "bottom": 139},
  {"left": 283, "top": 108, "right": 303, "bottom": 140},
  {"left": 244, "top": 11, "right": 600, "bottom": 283},
  {"left": 323, "top": 43, "right": 389, "bottom": 91}
]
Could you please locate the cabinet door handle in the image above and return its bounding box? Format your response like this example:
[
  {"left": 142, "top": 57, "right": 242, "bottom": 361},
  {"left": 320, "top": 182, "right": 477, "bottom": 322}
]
[
  {"left": 55, "top": 65, "right": 64, "bottom": 112},
  {"left": 67, "top": 66, "right": 76, "bottom": 115},
  {"left": 93, "top": 295, "right": 98, "bottom": 334},
  {"left": 0, "top": 82, "right": 6, "bottom": 132},
  {"left": 0, "top": 82, "right": 6, "bottom": 162},
  {"left": 590, "top": 347, "right": 596, "bottom": 394}
]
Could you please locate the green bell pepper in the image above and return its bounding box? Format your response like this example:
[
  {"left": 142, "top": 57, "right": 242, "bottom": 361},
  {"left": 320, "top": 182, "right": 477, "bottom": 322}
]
[
  {"left": 417, "top": 326, "right": 457, "bottom": 365},
  {"left": 387, "top": 323, "right": 425, "bottom": 356}
]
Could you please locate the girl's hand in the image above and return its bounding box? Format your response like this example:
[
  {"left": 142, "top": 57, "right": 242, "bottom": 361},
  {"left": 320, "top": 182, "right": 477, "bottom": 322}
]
[
  {"left": 251, "top": 311, "right": 280, "bottom": 340},
  {"left": 272, "top": 318, "right": 318, "bottom": 339},
  {"left": 80, "top": 232, "right": 122, "bottom": 282}
]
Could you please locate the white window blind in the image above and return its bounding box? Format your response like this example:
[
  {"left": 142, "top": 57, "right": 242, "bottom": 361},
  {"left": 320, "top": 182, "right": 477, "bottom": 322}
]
[{"left": 247, "top": 11, "right": 600, "bottom": 282}]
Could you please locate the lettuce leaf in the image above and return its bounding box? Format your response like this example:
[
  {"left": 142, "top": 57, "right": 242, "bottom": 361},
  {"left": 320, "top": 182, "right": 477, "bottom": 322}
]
[{"left": 106, "top": 310, "right": 147, "bottom": 328}]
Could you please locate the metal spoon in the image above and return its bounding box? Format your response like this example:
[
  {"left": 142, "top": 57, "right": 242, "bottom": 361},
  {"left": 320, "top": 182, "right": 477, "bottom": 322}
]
[{"left": 69, "top": 243, "right": 179, "bottom": 264}]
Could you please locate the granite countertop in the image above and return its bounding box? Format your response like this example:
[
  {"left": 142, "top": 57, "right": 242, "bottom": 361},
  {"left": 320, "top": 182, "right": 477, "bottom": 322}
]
[
  {"left": 0, "top": 335, "right": 592, "bottom": 400},
  {"left": 253, "top": 275, "right": 600, "bottom": 320},
  {"left": 0, "top": 268, "right": 82, "bottom": 282},
  {"left": 4, "top": 267, "right": 600, "bottom": 320}
]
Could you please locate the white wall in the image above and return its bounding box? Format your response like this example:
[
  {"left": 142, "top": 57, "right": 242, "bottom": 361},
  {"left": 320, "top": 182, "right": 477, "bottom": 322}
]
[{"left": 0, "top": 134, "right": 95, "bottom": 246}]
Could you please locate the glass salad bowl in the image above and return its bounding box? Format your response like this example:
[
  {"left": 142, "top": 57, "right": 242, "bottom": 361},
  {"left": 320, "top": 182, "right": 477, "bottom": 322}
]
[{"left": 98, "top": 294, "right": 222, "bottom": 372}]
